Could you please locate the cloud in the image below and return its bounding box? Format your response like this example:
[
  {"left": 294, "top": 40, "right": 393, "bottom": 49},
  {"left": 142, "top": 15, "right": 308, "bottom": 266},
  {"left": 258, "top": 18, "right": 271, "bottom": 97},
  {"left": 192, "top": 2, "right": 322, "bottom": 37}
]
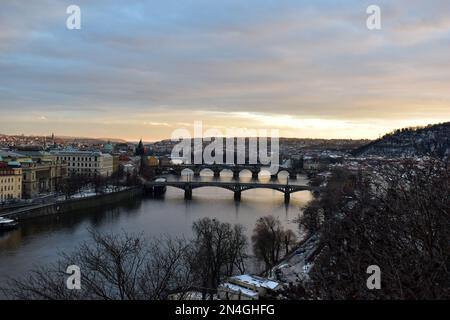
[
  {"left": 0, "top": 0, "right": 449, "bottom": 139},
  {"left": 143, "top": 121, "right": 170, "bottom": 126}
]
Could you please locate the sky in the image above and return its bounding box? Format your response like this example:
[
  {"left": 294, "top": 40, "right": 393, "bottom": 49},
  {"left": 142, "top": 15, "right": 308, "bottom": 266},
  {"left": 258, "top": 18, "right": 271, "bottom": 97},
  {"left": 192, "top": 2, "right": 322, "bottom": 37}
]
[{"left": 0, "top": 0, "right": 449, "bottom": 141}]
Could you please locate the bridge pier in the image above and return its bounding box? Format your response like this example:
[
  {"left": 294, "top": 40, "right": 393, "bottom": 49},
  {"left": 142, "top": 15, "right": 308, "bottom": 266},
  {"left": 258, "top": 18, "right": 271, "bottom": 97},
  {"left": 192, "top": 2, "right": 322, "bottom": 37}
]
[
  {"left": 234, "top": 190, "right": 241, "bottom": 201},
  {"left": 233, "top": 170, "right": 240, "bottom": 179},
  {"left": 270, "top": 174, "right": 278, "bottom": 180},
  {"left": 184, "top": 186, "right": 192, "bottom": 200},
  {"left": 213, "top": 170, "right": 220, "bottom": 178},
  {"left": 252, "top": 171, "right": 259, "bottom": 180},
  {"left": 289, "top": 172, "right": 297, "bottom": 180},
  {"left": 194, "top": 171, "right": 200, "bottom": 177},
  {"left": 284, "top": 192, "right": 290, "bottom": 204}
]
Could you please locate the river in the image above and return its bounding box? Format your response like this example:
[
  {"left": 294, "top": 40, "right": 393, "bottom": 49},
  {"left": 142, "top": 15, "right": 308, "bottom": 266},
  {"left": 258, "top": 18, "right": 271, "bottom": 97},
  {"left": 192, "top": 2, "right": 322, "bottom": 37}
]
[{"left": 0, "top": 170, "right": 312, "bottom": 289}]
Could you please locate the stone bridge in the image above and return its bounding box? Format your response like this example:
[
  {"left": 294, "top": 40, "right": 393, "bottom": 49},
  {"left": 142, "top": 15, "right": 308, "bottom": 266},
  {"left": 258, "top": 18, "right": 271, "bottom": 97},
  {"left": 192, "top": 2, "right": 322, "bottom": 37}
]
[
  {"left": 156, "top": 164, "right": 303, "bottom": 180},
  {"left": 144, "top": 180, "right": 314, "bottom": 203}
]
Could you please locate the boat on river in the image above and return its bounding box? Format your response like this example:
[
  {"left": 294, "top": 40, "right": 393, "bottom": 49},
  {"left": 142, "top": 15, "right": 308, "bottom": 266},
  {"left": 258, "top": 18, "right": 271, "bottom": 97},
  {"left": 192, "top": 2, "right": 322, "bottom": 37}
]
[{"left": 0, "top": 217, "right": 19, "bottom": 231}]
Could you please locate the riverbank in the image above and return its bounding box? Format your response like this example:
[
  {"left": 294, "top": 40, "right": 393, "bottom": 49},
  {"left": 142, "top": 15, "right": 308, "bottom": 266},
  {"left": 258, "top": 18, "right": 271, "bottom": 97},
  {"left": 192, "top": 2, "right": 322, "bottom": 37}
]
[{"left": 0, "top": 186, "right": 143, "bottom": 221}]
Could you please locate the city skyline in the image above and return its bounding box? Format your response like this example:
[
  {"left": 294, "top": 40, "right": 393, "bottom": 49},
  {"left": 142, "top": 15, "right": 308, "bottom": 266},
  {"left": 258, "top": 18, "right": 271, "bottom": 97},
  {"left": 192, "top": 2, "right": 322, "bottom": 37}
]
[{"left": 1, "top": 0, "right": 450, "bottom": 140}]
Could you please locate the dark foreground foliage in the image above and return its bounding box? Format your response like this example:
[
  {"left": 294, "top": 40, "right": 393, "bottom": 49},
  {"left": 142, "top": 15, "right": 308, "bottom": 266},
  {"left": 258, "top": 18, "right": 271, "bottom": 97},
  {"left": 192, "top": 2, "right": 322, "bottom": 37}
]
[{"left": 299, "top": 159, "right": 450, "bottom": 299}]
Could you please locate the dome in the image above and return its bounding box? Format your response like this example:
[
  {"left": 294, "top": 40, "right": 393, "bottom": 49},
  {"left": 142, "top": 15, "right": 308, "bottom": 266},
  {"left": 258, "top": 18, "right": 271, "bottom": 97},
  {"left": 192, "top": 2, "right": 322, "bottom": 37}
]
[{"left": 103, "top": 143, "right": 114, "bottom": 152}]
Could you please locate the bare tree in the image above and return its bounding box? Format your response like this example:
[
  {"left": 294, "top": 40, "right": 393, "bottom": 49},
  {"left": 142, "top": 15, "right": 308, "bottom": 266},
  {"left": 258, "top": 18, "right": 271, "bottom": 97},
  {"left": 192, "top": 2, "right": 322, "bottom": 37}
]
[
  {"left": 299, "top": 159, "right": 450, "bottom": 300},
  {"left": 190, "top": 218, "right": 248, "bottom": 299},
  {"left": 90, "top": 175, "right": 107, "bottom": 194},
  {"left": 125, "top": 169, "right": 141, "bottom": 186},
  {"left": 282, "top": 229, "right": 298, "bottom": 256},
  {"left": 56, "top": 174, "right": 90, "bottom": 200},
  {"left": 252, "top": 215, "right": 293, "bottom": 270},
  {"left": 2, "top": 231, "right": 194, "bottom": 300}
]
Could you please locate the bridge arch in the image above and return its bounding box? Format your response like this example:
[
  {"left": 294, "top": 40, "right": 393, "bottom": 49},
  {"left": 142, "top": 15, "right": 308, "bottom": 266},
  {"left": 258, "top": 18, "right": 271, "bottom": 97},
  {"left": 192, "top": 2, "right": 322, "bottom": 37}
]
[
  {"left": 181, "top": 168, "right": 194, "bottom": 176},
  {"left": 219, "top": 168, "right": 233, "bottom": 177},
  {"left": 277, "top": 170, "right": 290, "bottom": 177},
  {"left": 199, "top": 168, "right": 214, "bottom": 176},
  {"left": 191, "top": 185, "right": 235, "bottom": 193},
  {"left": 237, "top": 169, "right": 252, "bottom": 178},
  {"left": 258, "top": 168, "right": 273, "bottom": 178}
]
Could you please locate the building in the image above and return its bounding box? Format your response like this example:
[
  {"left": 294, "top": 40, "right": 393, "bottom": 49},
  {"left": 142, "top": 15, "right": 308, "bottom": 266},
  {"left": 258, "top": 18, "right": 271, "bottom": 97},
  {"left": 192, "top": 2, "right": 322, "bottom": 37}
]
[
  {"left": 218, "top": 275, "right": 281, "bottom": 300},
  {"left": 11, "top": 149, "right": 68, "bottom": 199},
  {"left": 119, "top": 155, "right": 141, "bottom": 174},
  {"left": 20, "top": 159, "right": 67, "bottom": 199},
  {"left": 159, "top": 156, "right": 171, "bottom": 166},
  {"left": 1, "top": 149, "right": 69, "bottom": 199},
  {"left": 0, "top": 149, "right": 30, "bottom": 163},
  {"left": 51, "top": 150, "right": 114, "bottom": 177},
  {"left": 112, "top": 155, "right": 120, "bottom": 174},
  {"left": 0, "top": 163, "right": 22, "bottom": 202},
  {"left": 115, "top": 143, "right": 135, "bottom": 155},
  {"left": 102, "top": 142, "right": 114, "bottom": 154},
  {"left": 290, "top": 155, "right": 304, "bottom": 169},
  {"left": 146, "top": 156, "right": 159, "bottom": 167},
  {"left": 122, "top": 163, "right": 135, "bottom": 174},
  {"left": 303, "top": 156, "right": 321, "bottom": 170}
]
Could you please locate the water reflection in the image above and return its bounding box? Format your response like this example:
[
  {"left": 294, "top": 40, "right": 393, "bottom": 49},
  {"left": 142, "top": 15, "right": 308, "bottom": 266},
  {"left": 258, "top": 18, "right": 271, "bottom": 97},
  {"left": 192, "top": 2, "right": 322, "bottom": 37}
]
[{"left": 0, "top": 172, "right": 312, "bottom": 285}]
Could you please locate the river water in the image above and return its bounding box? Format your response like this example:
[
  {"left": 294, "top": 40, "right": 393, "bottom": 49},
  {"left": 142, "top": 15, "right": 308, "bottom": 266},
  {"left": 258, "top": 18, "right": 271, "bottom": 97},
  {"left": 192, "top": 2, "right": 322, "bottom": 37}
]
[{"left": 0, "top": 171, "right": 312, "bottom": 288}]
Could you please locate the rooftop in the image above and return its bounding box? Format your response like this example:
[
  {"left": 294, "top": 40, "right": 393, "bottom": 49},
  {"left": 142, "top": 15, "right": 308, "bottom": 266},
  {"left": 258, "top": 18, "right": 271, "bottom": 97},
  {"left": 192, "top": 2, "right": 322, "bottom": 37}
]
[
  {"left": 220, "top": 282, "right": 259, "bottom": 298},
  {"left": 230, "top": 275, "right": 280, "bottom": 290},
  {"left": 0, "top": 150, "right": 25, "bottom": 158},
  {"left": 50, "top": 149, "right": 105, "bottom": 157}
]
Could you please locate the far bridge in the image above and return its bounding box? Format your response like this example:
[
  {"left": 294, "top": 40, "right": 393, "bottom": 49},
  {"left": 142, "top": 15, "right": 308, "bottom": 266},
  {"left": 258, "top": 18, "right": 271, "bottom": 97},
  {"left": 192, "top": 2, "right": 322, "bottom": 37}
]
[
  {"left": 144, "top": 180, "right": 315, "bottom": 204},
  {"left": 156, "top": 164, "right": 307, "bottom": 180}
]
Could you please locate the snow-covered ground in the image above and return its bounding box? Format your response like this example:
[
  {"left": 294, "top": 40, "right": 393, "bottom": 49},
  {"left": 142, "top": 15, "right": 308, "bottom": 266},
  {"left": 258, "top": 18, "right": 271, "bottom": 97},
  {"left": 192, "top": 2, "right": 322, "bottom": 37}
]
[
  {"left": 270, "top": 234, "right": 320, "bottom": 286},
  {"left": 57, "top": 186, "right": 130, "bottom": 201}
]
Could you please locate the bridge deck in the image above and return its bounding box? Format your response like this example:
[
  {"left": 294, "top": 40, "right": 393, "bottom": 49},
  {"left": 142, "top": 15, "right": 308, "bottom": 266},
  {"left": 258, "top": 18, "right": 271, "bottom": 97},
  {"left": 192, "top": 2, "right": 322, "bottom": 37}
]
[{"left": 145, "top": 180, "right": 312, "bottom": 193}]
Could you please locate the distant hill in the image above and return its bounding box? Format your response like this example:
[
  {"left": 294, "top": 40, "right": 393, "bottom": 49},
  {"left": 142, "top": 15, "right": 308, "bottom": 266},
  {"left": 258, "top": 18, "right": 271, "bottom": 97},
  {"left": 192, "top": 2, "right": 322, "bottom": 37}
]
[
  {"left": 54, "top": 135, "right": 128, "bottom": 143},
  {"left": 353, "top": 122, "right": 450, "bottom": 159}
]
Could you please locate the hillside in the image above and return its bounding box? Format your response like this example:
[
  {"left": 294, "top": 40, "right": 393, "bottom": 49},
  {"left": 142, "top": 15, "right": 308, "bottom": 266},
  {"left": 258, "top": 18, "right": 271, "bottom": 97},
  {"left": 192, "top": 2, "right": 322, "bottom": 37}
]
[{"left": 353, "top": 122, "right": 450, "bottom": 159}]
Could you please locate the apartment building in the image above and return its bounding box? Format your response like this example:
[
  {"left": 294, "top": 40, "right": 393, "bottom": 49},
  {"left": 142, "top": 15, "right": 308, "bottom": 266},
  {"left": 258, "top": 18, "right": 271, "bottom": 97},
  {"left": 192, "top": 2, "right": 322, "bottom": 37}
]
[
  {"left": 0, "top": 163, "right": 22, "bottom": 202},
  {"left": 51, "top": 150, "right": 113, "bottom": 177}
]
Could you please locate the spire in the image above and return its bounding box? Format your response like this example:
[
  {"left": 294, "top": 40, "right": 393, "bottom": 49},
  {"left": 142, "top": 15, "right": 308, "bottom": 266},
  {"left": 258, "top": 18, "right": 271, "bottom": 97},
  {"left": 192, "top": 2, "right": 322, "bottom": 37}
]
[{"left": 136, "top": 139, "right": 145, "bottom": 156}]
